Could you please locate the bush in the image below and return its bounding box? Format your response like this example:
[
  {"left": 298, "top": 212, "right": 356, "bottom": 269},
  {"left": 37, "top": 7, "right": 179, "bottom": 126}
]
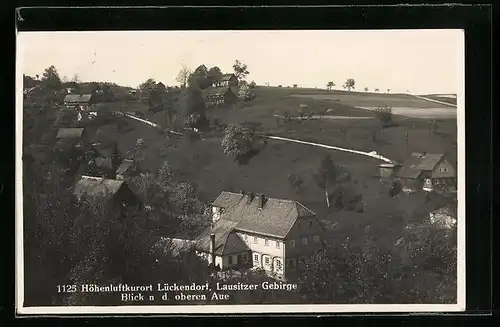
[
  {"left": 248, "top": 81, "right": 257, "bottom": 88},
  {"left": 293, "top": 84, "right": 298, "bottom": 88},
  {"left": 372, "top": 104, "right": 393, "bottom": 127},
  {"left": 389, "top": 180, "right": 403, "bottom": 197}
]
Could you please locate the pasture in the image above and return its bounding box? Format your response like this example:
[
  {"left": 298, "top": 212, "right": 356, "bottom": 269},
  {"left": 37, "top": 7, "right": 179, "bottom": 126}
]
[{"left": 78, "top": 85, "right": 457, "bottom": 250}]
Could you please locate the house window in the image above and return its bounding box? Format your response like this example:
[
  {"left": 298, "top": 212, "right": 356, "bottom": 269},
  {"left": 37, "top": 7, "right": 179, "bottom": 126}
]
[
  {"left": 276, "top": 241, "right": 280, "bottom": 249},
  {"left": 314, "top": 235, "right": 320, "bottom": 243},
  {"left": 228, "top": 256, "right": 233, "bottom": 265},
  {"left": 253, "top": 236, "right": 258, "bottom": 244},
  {"left": 290, "top": 240, "right": 296, "bottom": 248},
  {"left": 264, "top": 256, "right": 270, "bottom": 265},
  {"left": 275, "top": 259, "right": 283, "bottom": 271},
  {"left": 309, "top": 220, "right": 313, "bottom": 228},
  {"left": 264, "top": 239, "right": 269, "bottom": 246},
  {"left": 253, "top": 254, "right": 259, "bottom": 262},
  {"left": 244, "top": 234, "right": 248, "bottom": 241},
  {"left": 302, "top": 237, "right": 308, "bottom": 246},
  {"left": 440, "top": 168, "right": 448, "bottom": 173},
  {"left": 288, "top": 258, "right": 295, "bottom": 268}
]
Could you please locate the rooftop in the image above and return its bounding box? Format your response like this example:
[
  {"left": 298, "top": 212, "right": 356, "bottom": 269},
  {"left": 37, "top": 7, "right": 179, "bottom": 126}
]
[
  {"left": 56, "top": 128, "right": 84, "bottom": 139},
  {"left": 73, "top": 176, "right": 124, "bottom": 200},
  {"left": 396, "top": 152, "right": 444, "bottom": 179},
  {"left": 64, "top": 94, "right": 92, "bottom": 103},
  {"left": 211, "top": 191, "right": 315, "bottom": 239}
]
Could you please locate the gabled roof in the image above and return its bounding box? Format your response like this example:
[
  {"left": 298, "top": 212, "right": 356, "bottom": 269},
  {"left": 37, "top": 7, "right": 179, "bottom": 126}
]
[
  {"left": 221, "top": 73, "right": 236, "bottom": 81},
  {"left": 56, "top": 128, "right": 84, "bottom": 139},
  {"left": 64, "top": 94, "right": 92, "bottom": 103},
  {"left": 73, "top": 176, "right": 124, "bottom": 200},
  {"left": 396, "top": 152, "right": 444, "bottom": 179},
  {"left": 210, "top": 191, "right": 316, "bottom": 239},
  {"left": 195, "top": 219, "right": 240, "bottom": 256},
  {"left": 116, "top": 159, "right": 134, "bottom": 175}
]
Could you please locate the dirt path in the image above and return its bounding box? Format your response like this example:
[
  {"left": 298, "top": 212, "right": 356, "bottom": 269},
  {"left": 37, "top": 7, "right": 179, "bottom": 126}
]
[
  {"left": 114, "top": 110, "right": 394, "bottom": 164},
  {"left": 273, "top": 114, "right": 372, "bottom": 120},
  {"left": 411, "top": 94, "right": 457, "bottom": 108},
  {"left": 262, "top": 135, "right": 393, "bottom": 163}
]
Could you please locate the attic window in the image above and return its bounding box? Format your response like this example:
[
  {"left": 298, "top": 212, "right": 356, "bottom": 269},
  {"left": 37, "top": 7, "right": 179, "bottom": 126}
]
[{"left": 440, "top": 168, "right": 448, "bottom": 172}]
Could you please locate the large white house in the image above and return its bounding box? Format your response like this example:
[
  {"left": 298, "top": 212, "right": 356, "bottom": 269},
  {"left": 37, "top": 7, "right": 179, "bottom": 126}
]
[{"left": 194, "top": 191, "right": 326, "bottom": 280}]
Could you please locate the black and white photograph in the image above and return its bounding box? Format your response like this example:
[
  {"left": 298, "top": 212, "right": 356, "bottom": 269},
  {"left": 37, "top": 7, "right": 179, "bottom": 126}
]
[{"left": 16, "top": 29, "right": 465, "bottom": 314}]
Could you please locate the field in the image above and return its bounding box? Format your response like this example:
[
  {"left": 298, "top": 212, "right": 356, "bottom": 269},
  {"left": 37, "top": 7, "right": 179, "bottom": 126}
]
[{"left": 77, "top": 86, "right": 457, "bottom": 248}]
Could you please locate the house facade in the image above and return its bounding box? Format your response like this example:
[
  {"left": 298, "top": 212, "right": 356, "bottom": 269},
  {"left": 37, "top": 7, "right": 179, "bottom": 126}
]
[
  {"left": 213, "top": 74, "right": 238, "bottom": 88},
  {"left": 195, "top": 191, "right": 326, "bottom": 280},
  {"left": 395, "top": 152, "right": 456, "bottom": 193}
]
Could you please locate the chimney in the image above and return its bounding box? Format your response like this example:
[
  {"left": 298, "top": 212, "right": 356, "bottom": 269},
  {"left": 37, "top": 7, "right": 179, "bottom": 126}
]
[
  {"left": 209, "top": 233, "right": 216, "bottom": 265},
  {"left": 257, "top": 193, "right": 265, "bottom": 209}
]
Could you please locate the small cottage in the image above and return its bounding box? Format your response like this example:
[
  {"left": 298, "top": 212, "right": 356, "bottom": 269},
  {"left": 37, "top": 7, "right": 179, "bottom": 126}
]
[
  {"left": 63, "top": 94, "right": 93, "bottom": 109},
  {"left": 73, "top": 176, "right": 141, "bottom": 209},
  {"left": 396, "top": 152, "right": 456, "bottom": 193},
  {"left": 56, "top": 128, "right": 86, "bottom": 148},
  {"left": 213, "top": 74, "right": 238, "bottom": 88}
]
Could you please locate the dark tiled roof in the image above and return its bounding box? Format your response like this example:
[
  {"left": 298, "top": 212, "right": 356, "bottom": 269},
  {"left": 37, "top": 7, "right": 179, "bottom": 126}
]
[
  {"left": 116, "top": 159, "right": 134, "bottom": 175},
  {"left": 195, "top": 219, "right": 239, "bottom": 255},
  {"left": 221, "top": 74, "right": 236, "bottom": 81},
  {"left": 396, "top": 152, "right": 444, "bottom": 179},
  {"left": 64, "top": 94, "right": 92, "bottom": 103},
  {"left": 211, "top": 191, "right": 315, "bottom": 238},
  {"left": 95, "top": 157, "right": 113, "bottom": 170},
  {"left": 73, "top": 177, "right": 124, "bottom": 200},
  {"left": 56, "top": 128, "right": 84, "bottom": 139}
]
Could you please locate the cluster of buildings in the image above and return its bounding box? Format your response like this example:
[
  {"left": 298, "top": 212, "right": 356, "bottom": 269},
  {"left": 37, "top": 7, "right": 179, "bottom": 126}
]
[{"left": 377, "top": 152, "right": 457, "bottom": 194}]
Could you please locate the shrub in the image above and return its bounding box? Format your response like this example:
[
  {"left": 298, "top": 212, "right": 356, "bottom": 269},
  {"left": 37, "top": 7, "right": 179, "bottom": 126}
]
[
  {"left": 293, "top": 84, "right": 298, "bottom": 88},
  {"left": 373, "top": 104, "right": 393, "bottom": 127},
  {"left": 248, "top": 81, "right": 257, "bottom": 88},
  {"left": 389, "top": 180, "right": 403, "bottom": 197}
]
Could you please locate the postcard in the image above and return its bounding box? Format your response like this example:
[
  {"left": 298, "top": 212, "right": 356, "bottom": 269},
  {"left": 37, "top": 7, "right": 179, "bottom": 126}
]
[{"left": 16, "top": 29, "right": 465, "bottom": 315}]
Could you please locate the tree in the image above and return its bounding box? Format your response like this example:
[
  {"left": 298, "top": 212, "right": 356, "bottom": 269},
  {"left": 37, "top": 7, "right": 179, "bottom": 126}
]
[
  {"left": 314, "top": 155, "right": 339, "bottom": 208},
  {"left": 404, "top": 131, "right": 410, "bottom": 156},
  {"left": 326, "top": 81, "right": 335, "bottom": 90},
  {"left": 248, "top": 81, "right": 257, "bottom": 88},
  {"left": 387, "top": 89, "right": 391, "bottom": 93},
  {"left": 23, "top": 74, "right": 37, "bottom": 88},
  {"left": 364, "top": 87, "right": 369, "bottom": 93},
  {"left": 221, "top": 124, "right": 257, "bottom": 159},
  {"left": 372, "top": 104, "right": 393, "bottom": 127},
  {"left": 288, "top": 173, "right": 304, "bottom": 192},
  {"left": 138, "top": 78, "right": 157, "bottom": 97},
  {"left": 110, "top": 142, "right": 122, "bottom": 174},
  {"left": 72, "top": 74, "right": 80, "bottom": 83},
  {"left": 293, "top": 84, "right": 298, "bottom": 88},
  {"left": 175, "top": 87, "right": 206, "bottom": 127},
  {"left": 375, "top": 88, "right": 380, "bottom": 93},
  {"left": 176, "top": 65, "right": 192, "bottom": 89},
  {"left": 41, "top": 65, "right": 62, "bottom": 90},
  {"left": 342, "top": 78, "right": 355, "bottom": 91},
  {"left": 233, "top": 60, "right": 249, "bottom": 83},
  {"left": 188, "top": 65, "right": 211, "bottom": 89},
  {"left": 207, "top": 66, "right": 223, "bottom": 87}
]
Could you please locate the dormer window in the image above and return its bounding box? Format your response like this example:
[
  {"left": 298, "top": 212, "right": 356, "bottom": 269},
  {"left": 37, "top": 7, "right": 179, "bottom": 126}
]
[{"left": 440, "top": 168, "right": 448, "bottom": 173}]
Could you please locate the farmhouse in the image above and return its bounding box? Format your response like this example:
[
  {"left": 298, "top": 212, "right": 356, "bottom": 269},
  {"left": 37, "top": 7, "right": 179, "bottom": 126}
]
[
  {"left": 203, "top": 87, "right": 238, "bottom": 107},
  {"left": 195, "top": 191, "right": 326, "bottom": 280},
  {"left": 56, "top": 128, "right": 86, "bottom": 148},
  {"left": 429, "top": 206, "right": 457, "bottom": 229},
  {"left": 63, "top": 94, "right": 93, "bottom": 109},
  {"left": 213, "top": 73, "right": 238, "bottom": 88},
  {"left": 73, "top": 175, "right": 141, "bottom": 209},
  {"left": 396, "top": 152, "right": 456, "bottom": 193}
]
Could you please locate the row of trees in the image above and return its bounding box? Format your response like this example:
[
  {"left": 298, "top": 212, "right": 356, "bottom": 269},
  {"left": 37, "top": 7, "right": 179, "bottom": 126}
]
[
  {"left": 174, "top": 60, "right": 250, "bottom": 90},
  {"left": 326, "top": 79, "right": 392, "bottom": 93}
]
